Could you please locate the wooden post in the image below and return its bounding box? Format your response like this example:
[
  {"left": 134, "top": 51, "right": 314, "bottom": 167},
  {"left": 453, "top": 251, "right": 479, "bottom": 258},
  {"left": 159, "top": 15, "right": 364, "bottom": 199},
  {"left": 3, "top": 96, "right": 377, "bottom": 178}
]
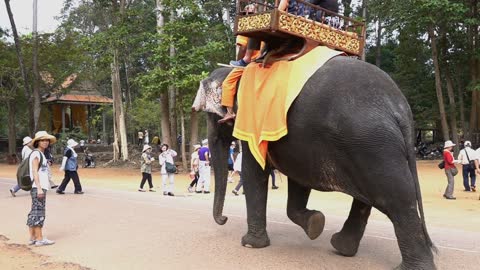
[{"left": 61, "top": 104, "right": 66, "bottom": 134}]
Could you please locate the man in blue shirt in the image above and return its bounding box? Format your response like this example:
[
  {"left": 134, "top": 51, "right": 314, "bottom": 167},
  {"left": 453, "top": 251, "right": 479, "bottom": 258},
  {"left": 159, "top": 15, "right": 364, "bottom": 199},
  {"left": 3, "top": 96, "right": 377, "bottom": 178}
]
[
  {"left": 196, "top": 139, "right": 211, "bottom": 194},
  {"left": 227, "top": 142, "right": 236, "bottom": 183}
]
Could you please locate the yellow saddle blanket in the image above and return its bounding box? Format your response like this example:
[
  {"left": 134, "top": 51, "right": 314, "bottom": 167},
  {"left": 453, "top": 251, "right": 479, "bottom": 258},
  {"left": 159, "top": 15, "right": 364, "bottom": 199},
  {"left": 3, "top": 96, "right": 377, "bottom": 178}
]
[{"left": 232, "top": 46, "right": 343, "bottom": 169}]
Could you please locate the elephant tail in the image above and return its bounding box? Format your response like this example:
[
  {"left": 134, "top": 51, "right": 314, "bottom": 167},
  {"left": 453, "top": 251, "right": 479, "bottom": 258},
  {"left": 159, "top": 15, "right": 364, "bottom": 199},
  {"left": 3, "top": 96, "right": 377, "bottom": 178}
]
[{"left": 402, "top": 120, "right": 438, "bottom": 254}]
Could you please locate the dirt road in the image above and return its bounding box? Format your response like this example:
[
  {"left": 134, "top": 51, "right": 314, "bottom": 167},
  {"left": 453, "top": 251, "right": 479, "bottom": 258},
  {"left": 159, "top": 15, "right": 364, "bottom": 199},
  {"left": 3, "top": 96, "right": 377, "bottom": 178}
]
[{"left": 0, "top": 161, "right": 479, "bottom": 269}]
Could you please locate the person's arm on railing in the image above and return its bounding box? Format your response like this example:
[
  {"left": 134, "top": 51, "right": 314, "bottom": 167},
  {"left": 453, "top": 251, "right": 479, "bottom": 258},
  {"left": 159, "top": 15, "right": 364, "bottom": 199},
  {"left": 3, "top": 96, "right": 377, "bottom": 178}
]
[{"left": 278, "top": 0, "right": 288, "bottom": 11}]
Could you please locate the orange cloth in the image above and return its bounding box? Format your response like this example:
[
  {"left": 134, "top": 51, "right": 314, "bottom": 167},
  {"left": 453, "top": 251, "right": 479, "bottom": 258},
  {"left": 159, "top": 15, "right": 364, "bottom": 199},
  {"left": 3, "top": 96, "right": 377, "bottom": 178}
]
[
  {"left": 236, "top": 36, "right": 262, "bottom": 60},
  {"left": 232, "top": 46, "right": 343, "bottom": 169},
  {"left": 221, "top": 68, "right": 244, "bottom": 107}
]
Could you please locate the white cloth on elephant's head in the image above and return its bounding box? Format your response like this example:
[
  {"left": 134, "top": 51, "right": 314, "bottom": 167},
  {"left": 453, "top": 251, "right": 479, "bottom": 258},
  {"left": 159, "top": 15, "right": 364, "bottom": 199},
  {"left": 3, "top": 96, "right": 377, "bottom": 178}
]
[{"left": 192, "top": 78, "right": 225, "bottom": 117}]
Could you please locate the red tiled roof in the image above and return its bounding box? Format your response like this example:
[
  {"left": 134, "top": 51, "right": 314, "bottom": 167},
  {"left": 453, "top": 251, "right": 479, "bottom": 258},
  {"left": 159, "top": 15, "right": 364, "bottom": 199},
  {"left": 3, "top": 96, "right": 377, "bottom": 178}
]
[{"left": 42, "top": 94, "right": 113, "bottom": 105}]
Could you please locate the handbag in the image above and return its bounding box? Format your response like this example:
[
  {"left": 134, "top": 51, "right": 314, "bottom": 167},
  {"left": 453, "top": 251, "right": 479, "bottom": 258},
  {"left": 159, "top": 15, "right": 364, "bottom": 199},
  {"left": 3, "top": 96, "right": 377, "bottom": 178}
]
[
  {"left": 438, "top": 161, "right": 445, "bottom": 169},
  {"left": 165, "top": 162, "right": 177, "bottom": 174},
  {"left": 465, "top": 150, "right": 476, "bottom": 170},
  {"left": 451, "top": 167, "right": 458, "bottom": 176}
]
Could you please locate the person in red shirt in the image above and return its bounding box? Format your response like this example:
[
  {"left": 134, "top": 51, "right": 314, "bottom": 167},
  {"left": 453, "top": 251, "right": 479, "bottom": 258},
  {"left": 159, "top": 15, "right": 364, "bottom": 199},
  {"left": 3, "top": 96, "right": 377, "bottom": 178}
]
[{"left": 443, "top": 140, "right": 457, "bottom": 200}]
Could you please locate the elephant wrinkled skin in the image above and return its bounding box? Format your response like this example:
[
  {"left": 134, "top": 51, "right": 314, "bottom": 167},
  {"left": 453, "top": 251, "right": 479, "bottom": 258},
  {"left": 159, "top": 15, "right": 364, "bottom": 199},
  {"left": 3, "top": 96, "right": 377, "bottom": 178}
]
[{"left": 194, "top": 57, "right": 436, "bottom": 270}]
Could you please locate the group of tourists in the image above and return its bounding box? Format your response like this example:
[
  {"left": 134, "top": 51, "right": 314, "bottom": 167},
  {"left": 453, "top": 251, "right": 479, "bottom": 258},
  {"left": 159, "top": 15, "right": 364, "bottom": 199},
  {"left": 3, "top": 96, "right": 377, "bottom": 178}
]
[
  {"left": 138, "top": 138, "right": 212, "bottom": 196},
  {"left": 442, "top": 140, "right": 480, "bottom": 200}
]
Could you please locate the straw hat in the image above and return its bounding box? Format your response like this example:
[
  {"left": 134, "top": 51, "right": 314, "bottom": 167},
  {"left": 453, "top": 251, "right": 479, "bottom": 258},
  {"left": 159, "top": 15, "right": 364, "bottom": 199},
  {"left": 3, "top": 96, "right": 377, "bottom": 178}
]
[
  {"left": 193, "top": 144, "right": 201, "bottom": 151},
  {"left": 444, "top": 140, "right": 455, "bottom": 149},
  {"left": 31, "top": 131, "right": 56, "bottom": 145},
  {"left": 67, "top": 139, "right": 78, "bottom": 148},
  {"left": 142, "top": 144, "right": 152, "bottom": 152},
  {"left": 23, "top": 136, "right": 33, "bottom": 146}
]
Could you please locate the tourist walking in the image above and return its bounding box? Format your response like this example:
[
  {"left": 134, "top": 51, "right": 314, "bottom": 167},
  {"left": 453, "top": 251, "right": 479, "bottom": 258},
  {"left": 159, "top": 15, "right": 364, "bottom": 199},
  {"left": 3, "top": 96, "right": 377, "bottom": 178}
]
[
  {"left": 10, "top": 136, "right": 33, "bottom": 197},
  {"left": 227, "top": 142, "right": 236, "bottom": 183},
  {"left": 457, "top": 141, "right": 477, "bottom": 192},
  {"left": 57, "top": 139, "right": 84, "bottom": 195},
  {"left": 44, "top": 146, "right": 58, "bottom": 189},
  {"left": 443, "top": 140, "right": 457, "bottom": 200},
  {"left": 144, "top": 130, "right": 149, "bottom": 145},
  {"left": 27, "top": 131, "right": 57, "bottom": 246},
  {"left": 159, "top": 144, "right": 177, "bottom": 196},
  {"left": 196, "top": 139, "right": 211, "bottom": 194},
  {"left": 188, "top": 144, "right": 201, "bottom": 193},
  {"left": 139, "top": 145, "right": 156, "bottom": 192},
  {"left": 232, "top": 150, "right": 243, "bottom": 195}
]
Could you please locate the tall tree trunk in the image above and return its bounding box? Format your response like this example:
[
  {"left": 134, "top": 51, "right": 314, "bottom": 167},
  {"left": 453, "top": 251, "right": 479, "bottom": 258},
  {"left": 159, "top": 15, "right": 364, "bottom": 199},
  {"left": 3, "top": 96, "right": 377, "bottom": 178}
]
[
  {"left": 168, "top": 9, "right": 178, "bottom": 151},
  {"left": 156, "top": 0, "right": 172, "bottom": 145},
  {"left": 180, "top": 109, "right": 187, "bottom": 170},
  {"left": 189, "top": 110, "right": 199, "bottom": 152},
  {"left": 111, "top": 50, "right": 129, "bottom": 160},
  {"left": 7, "top": 100, "right": 16, "bottom": 155},
  {"left": 455, "top": 72, "right": 466, "bottom": 137},
  {"left": 468, "top": 0, "right": 478, "bottom": 137},
  {"left": 375, "top": 20, "right": 382, "bottom": 67},
  {"left": 4, "top": 0, "right": 34, "bottom": 134},
  {"left": 32, "top": 0, "right": 41, "bottom": 132},
  {"left": 445, "top": 68, "right": 459, "bottom": 153},
  {"left": 428, "top": 26, "right": 450, "bottom": 141}
]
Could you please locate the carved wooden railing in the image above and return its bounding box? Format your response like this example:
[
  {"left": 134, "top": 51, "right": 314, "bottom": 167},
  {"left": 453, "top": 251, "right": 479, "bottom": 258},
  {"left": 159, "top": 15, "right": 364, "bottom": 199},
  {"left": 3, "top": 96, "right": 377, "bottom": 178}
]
[{"left": 233, "top": 0, "right": 366, "bottom": 57}]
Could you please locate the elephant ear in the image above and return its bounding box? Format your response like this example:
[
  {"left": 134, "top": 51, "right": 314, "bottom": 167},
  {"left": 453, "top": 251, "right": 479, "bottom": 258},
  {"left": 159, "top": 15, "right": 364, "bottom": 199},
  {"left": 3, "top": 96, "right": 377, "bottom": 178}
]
[{"left": 203, "top": 79, "right": 226, "bottom": 117}]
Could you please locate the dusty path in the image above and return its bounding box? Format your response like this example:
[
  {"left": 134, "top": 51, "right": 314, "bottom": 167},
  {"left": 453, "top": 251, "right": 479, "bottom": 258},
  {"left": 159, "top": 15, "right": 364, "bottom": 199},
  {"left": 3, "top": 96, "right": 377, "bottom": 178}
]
[{"left": 0, "top": 161, "right": 479, "bottom": 269}]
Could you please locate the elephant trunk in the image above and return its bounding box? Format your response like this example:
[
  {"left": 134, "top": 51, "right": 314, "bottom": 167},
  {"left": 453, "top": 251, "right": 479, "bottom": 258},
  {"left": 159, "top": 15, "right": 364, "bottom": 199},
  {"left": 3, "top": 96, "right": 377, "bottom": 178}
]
[{"left": 207, "top": 113, "right": 234, "bottom": 225}]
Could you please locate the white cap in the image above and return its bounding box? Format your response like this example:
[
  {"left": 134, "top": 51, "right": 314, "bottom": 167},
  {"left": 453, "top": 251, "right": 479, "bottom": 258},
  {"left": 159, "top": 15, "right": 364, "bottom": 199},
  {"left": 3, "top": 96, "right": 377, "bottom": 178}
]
[
  {"left": 67, "top": 139, "right": 79, "bottom": 148},
  {"left": 465, "top": 141, "right": 472, "bottom": 147},
  {"left": 23, "top": 136, "right": 33, "bottom": 146},
  {"left": 202, "top": 139, "right": 208, "bottom": 145}
]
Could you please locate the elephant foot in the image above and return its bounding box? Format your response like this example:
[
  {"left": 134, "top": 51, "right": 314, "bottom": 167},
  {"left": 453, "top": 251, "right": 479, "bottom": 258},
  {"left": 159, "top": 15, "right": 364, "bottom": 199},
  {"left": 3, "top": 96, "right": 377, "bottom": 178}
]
[
  {"left": 304, "top": 211, "right": 325, "bottom": 240},
  {"left": 241, "top": 231, "right": 270, "bottom": 248},
  {"left": 330, "top": 231, "right": 361, "bottom": 257}
]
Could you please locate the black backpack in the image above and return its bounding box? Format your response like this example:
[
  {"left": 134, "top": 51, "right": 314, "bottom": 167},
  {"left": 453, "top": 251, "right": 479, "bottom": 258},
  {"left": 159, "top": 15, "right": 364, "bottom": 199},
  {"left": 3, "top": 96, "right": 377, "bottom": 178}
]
[{"left": 16, "top": 150, "right": 43, "bottom": 191}]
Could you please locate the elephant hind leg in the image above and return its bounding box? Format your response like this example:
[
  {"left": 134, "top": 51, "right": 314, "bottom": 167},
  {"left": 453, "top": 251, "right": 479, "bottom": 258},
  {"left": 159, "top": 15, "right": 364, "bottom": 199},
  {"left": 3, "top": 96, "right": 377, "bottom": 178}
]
[
  {"left": 287, "top": 179, "right": 325, "bottom": 240},
  {"left": 331, "top": 198, "right": 372, "bottom": 257}
]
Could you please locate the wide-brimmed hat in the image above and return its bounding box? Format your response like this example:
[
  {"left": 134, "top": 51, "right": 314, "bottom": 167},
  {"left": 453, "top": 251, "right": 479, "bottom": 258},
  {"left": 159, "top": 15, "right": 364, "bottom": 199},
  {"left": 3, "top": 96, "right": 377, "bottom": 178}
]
[
  {"left": 143, "top": 144, "right": 152, "bottom": 152},
  {"left": 31, "top": 131, "right": 56, "bottom": 145},
  {"left": 67, "top": 139, "right": 78, "bottom": 148},
  {"left": 202, "top": 139, "right": 208, "bottom": 145},
  {"left": 23, "top": 136, "right": 33, "bottom": 146},
  {"left": 193, "top": 144, "right": 201, "bottom": 151},
  {"left": 444, "top": 140, "right": 456, "bottom": 148}
]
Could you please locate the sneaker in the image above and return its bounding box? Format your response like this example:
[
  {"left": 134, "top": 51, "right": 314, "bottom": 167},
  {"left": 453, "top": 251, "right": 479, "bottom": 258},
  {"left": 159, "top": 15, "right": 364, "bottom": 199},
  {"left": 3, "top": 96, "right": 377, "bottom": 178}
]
[
  {"left": 74, "top": 191, "right": 84, "bottom": 194},
  {"left": 472, "top": 186, "right": 477, "bottom": 192},
  {"left": 203, "top": 191, "right": 210, "bottom": 194},
  {"left": 163, "top": 192, "right": 168, "bottom": 196},
  {"left": 56, "top": 190, "right": 65, "bottom": 195},
  {"left": 149, "top": 189, "right": 156, "bottom": 192},
  {"left": 9, "top": 188, "right": 16, "bottom": 197},
  {"left": 229, "top": 59, "right": 248, "bottom": 67},
  {"left": 195, "top": 191, "right": 203, "bottom": 194},
  {"left": 35, "top": 238, "right": 55, "bottom": 246},
  {"left": 28, "top": 239, "right": 36, "bottom": 245},
  {"left": 138, "top": 189, "right": 146, "bottom": 192},
  {"left": 188, "top": 186, "right": 194, "bottom": 193},
  {"left": 272, "top": 186, "right": 279, "bottom": 190},
  {"left": 167, "top": 192, "right": 175, "bottom": 196},
  {"left": 232, "top": 190, "right": 239, "bottom": 196}
]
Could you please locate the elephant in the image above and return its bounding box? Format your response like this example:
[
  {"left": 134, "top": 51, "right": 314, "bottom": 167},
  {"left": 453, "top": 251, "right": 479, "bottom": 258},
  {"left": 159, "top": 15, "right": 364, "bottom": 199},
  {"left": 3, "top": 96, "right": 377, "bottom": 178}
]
[{"left": 192, "top": 57, "right": 436, "bottom": 270}]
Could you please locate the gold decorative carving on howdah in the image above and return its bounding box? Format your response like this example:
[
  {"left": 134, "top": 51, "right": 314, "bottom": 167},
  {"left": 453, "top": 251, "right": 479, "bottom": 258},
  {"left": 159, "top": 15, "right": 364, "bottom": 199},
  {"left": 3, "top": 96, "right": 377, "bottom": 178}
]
[
  {"left": 235, "top": 11, "right": 363, "bottom": 56},
  {"left": 237, "top": 13, "right": 272, "bottom": 32}
]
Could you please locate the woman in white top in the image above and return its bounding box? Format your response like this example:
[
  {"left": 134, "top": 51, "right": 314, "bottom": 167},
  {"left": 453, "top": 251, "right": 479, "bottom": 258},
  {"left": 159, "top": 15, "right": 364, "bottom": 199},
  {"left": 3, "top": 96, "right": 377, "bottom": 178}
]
[
  {"left": 10, "top": 136, "right": 33, "bottom": 197},
  {"left": 158, "top": 144, "right": 177, "bottom": 196},
  {"left": 27, "top": 131, "right": 57, "bottom": 246}
]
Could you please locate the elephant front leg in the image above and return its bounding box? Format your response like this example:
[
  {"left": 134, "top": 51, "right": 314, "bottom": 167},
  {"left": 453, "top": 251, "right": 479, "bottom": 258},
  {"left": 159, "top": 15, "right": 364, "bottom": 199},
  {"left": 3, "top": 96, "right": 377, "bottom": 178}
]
[
  {"left": 331, "top": 198, "right": 372, "bottom": 257},
  {"left": 287, "top": 179, "right": 325, "bottom": 240},
  {"left": 241, "top": 142, "right": 270, "bottom": 248}
]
